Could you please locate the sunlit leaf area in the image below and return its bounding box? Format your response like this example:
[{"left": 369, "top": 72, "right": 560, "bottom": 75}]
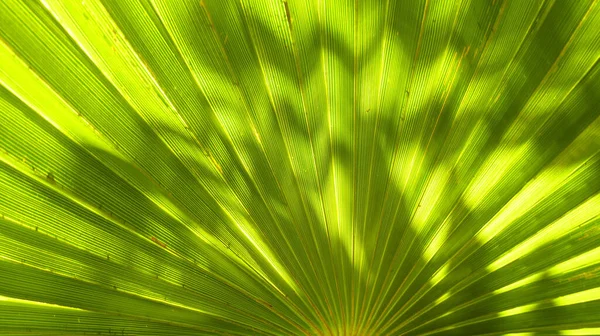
[{"left": 1, "top": 0, "right": 600, "bottom": 334}]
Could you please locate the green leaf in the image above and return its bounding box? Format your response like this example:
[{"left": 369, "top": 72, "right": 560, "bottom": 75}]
[{"left": 0, "top": 0, "right": 599, "bottom": 334}]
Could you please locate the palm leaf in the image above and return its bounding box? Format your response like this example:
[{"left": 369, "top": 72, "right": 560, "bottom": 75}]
[{"left": 1, "top": 0, "right": 599, "bottom": 334}]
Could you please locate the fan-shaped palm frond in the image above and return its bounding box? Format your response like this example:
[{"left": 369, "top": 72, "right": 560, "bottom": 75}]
[{"left": 1, "top": 0, "right": 600, "bottom": 335}]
